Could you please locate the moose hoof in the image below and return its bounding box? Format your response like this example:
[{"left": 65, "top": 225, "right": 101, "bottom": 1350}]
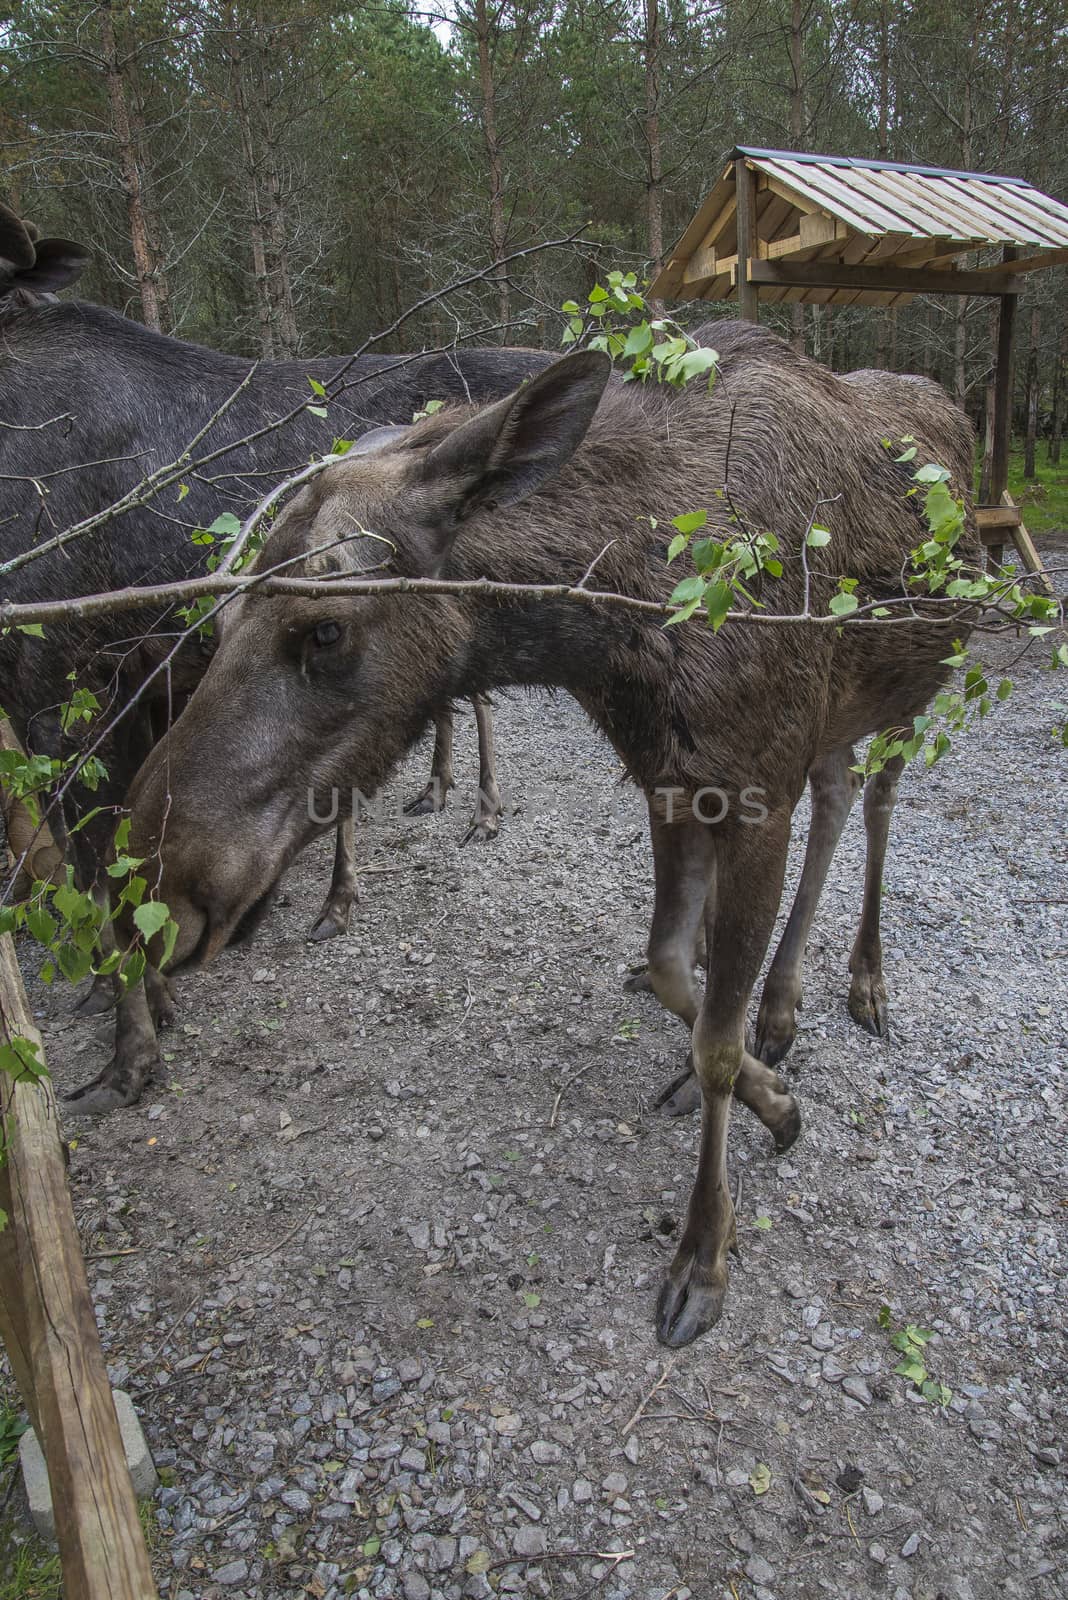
[
  {"left": 307, "top": 906, "right": 351, "bottom": 942},
  {"left": 622, "top": 965, "right": 653, "bottom": 995},
  {"left": 771, "top": 1094, "right": 803, "bottom": 1154},
  {"left": 848, "top": 976, "right": 889, "bottom": 1039},
  {"left": 461, "top": 816, "right": 500, "bottom": 846},
  {"left": 73, "top": 974, "right": 116, "bottom": 1019},
  {"left": 652, "top": 1067, "right": 701, "bottom": 1118},
  {"left": 753, "top": 1007, "right": 798, "bottom": 1069},
  {"left": 65, "top": 1064, "right": 146, "bottom": 1117},
  {"left": 655, "top": 1262, "right": 728, "bottom": 1347},
  {"left": 404, "top": 788, "right": 447, "bottom": 817}
]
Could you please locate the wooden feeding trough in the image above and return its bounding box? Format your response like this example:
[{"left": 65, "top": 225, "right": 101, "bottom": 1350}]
[{"left": 651, "top": 147, "right": 1068, "bottom": 588}]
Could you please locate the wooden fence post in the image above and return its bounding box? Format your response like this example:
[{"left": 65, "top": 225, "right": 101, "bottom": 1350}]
[{"left": 0, "top": 933, "right": 158, "bottom": 1599}]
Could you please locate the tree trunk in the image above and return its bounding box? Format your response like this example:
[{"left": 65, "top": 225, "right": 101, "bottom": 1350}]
[
  {"left": 643, "top": 0, "right": 664, "bottom": 309},
  {"left": 874, "top": 0, "right": 891, "bottom": 369},
  {"left": 953, "top": 291, "right": 969, "bottom": 407},
  {"left": 228, "top": 28, "right": 275, "bottom": 358},
  {"left": 788, "top": 0, "right": 805, "bottom": 351},
  {"left": 98, "top": 0, "right": 169, "bottom": 333},
  {"left": 1049, "top": 325, "right": 1065, "bottom": 466},
  {"left": 262, "top": 146, "right": 299, "bottom": 357},
  {"left": 1023, "top": 304, "right": 1039, "bottom": 479},
  {"left": 251, "top": 6, "right": 299, "bottom": 358},
  {"left": 473, "top": 0, "right": 510, "bottom": 341},
  {"left": 979, "top": 380, "right": 995, "bottom": 504}
]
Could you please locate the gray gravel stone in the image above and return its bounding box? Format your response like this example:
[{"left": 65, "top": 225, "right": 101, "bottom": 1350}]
[
  {"left": 745, "top": 1553, "right": 775, "bottom": 1584},
  {"left": 513, "top": 1522, "right": 547, "bottom": 1556},
  {"left": 212, "top": 1560, "right": 249, "bottom": 1586}
]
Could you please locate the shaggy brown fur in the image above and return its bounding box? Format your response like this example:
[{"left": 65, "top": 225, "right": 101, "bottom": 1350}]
[{"left": 126, "top": 321, "right": 977, "bottom": 1345}]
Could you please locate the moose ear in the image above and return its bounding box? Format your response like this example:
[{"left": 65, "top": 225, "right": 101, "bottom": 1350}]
[
  {"left": 18, "top": 238, "right": 90, "bottom": 294},
  {"left": 0, "top": 201, "right": 38, "bottom": 281},
  {"left": 421, "top": 349, "right": 612, "bottom": 524}
]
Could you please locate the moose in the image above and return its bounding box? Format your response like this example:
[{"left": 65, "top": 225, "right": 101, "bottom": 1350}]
[
  {"left": 123, "top": 322, "right": 977, "bottom": 1344},
  {"left": 0, "top": 200, "right": 550, "bottom": 970}
]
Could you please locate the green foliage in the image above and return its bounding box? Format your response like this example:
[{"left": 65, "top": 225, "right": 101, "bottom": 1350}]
[
  {"left": 664, "top": 507, "right": 782, "bottom": 631},
  {"left": 0, "top": 1036, "right": 48, "bottom": 1086},
  {"left": 999, "top": 449, "right": 1068, "bottom": 542},
  {"left": 878, "top": 1305, "right": 951, "bottom": 1406},
  {"left": 0, "top": 810, "right": 179, "bottom": 994},
  {"left": 861, "top": 455, "right": 1066, "bottom": 774},
  {"left": 0, "top": 1403, "right": 28, "bottom": 1468},
  {"left": 562, "top": 274, "right": 719, "bottom": 390}
]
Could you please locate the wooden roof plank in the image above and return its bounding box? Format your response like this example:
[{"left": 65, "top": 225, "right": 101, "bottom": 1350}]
[
  {"left": 735, "top": 145, "right": 1030, "bottom": 186},
  {"left": 931, "top": 175, "right": 1059, "bottom": 243},
  {"left": 973, "top": 178, "right": 1068, "bottom": 241},
  {"left": 939, "top": 175, "right": 1068, "bottom": 245},
  {"left": 857, "top": 167, "right": 1002, "bottom": 241},
  {"left": 1014, "top": 182, "right": 1068, "bottom": 234},
  {"left": 828, "top": 164, "right": 965, "bottom": 237},
  {"left": 757, "top": 159, "right": 908, "bottom": 236}
]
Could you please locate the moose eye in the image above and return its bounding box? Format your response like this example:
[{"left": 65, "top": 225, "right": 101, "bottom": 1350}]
[{"left": 311, "top": 620, "right": 341, "bottom": 648}]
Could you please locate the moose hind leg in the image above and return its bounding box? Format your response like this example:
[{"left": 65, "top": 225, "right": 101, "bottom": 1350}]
[
  {"left": 463, "top": 695, "right": 504, "bottom": 844},
  {"left": 848, "top": 755, "right": 903, "bottom": 1037},
  {"left": 405, "top": 710, "right": 455, "bottom": 816},
  {"left": 656, "top": 813, "right": 799, "bottom": 1347},
  {"left": 308, "top": 816, "right": 357, "bottom": 941},
  {"left": 755, "top": 746, "right": 861, "bottom": 1066},
  {"left": 640, "top": 809, "right": 712, "bottom": 1117}
]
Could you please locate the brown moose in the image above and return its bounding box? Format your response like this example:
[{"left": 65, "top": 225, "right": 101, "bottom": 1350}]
[{"left": 123, "top": 322, "right": 976, "bottom": 1345}]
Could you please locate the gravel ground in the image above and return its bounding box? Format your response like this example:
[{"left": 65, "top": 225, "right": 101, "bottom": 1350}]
[{"left": 6, "top": 628, "right": 1067, "bottom": 1600}]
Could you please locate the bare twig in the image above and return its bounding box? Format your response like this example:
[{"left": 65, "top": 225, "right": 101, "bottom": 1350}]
[
  {"left": 549, "top": 1059, "right": 597, "bottom": 1130},
  {"left": 3, "top": 565, "right": 1052, "bottom": 633},
  {"left": 621, "top": 1356, "right": 678, "bottom": 1435},
  {"left": 575, "top": 541, "right": 616, "bottom": 590},
  {"left": 227, "top": 1202, "right": 317, "bottom": 1266},
  {"left": 488, "top": 1548, "right": 635, "bottom": 1574}
]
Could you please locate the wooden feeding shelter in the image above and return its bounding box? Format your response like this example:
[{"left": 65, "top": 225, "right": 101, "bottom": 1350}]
[{"left": 650, "top": 147, "right": 1068, "bottom": 582}]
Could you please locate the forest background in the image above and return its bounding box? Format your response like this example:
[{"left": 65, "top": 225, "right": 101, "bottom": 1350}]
[{"left": 1, "top": 1, "right": 1066, "bottom": 466}]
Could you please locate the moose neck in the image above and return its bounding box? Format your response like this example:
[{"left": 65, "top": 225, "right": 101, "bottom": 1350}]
[{"left": 434, "top": 477, "right": 682, "bottom": 791}]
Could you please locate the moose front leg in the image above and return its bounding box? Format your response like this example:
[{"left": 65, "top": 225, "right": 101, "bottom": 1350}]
[
  {"left": 656, "top": 813, "right": 798, "bottom": 1347},
  {"left": 848, "top": 755, "right": 903, "bottom": 1037},
  {"left": 308, "top": 815, "right": 358, "bottom": 941},
  {"left": 65, "top": 974, "right": 161, "bottom": 1115},
  {"left": 404, "top": 710, "right": 455, "bottom": 816},
  {"left": 462, "top": 695, "right": 504, "bottom": 844},
  {"left": 754, "top": 745, "right": 861, "bottom": 1065}
]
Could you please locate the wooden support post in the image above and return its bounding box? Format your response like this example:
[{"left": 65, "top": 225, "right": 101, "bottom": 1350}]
[
  {"left": 734, "top": 157, "right": 759, "bottom": 323},
  {"left": 990, "top": 246, "right": 1018, "bottom": 509},
  {"left": 0, "top": 934, "right": 158, "bottom": 1600}
]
